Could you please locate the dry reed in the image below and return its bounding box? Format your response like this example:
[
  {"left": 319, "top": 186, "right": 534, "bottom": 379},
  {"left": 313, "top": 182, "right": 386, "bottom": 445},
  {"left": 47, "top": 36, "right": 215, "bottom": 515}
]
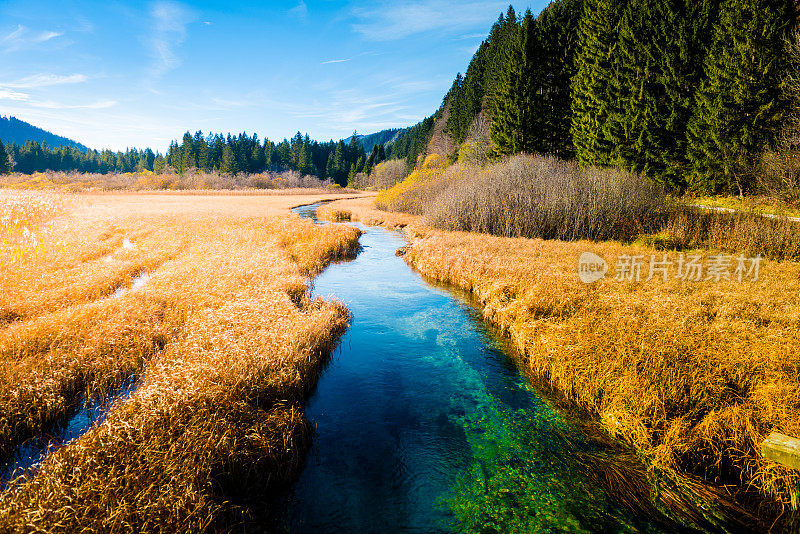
[{"left": 0, "top": 192, "right": 361, "bottom": 532}]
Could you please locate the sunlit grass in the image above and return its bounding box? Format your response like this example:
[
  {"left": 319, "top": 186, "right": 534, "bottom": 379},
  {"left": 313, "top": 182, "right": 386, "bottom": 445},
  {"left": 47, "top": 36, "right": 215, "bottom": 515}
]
[{"left": 0, "top": 191, "right": 361, "bottom": 532}]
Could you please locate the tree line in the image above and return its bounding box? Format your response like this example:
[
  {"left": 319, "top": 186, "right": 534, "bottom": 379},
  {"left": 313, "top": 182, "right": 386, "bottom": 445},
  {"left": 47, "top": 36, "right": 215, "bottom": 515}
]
[
  {"left": 0, "top": 130, "right": 388, "bottom": 187},
  {"left": 391, "top": 0, "right": 797, "bottom": 194}
]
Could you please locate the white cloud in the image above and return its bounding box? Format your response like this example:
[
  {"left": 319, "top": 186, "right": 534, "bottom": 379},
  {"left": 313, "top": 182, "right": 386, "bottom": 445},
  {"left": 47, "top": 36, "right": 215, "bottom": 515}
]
[
  {"left": 289, "top": 0, "right": 308, "bottom": 21},
  {"left": 2, "top": 74, "right": 87, "bottom": 89},
  {"left": 0, "top": 89, "right": 30, "bottom": 101},
  {"left": 2, "top": 24, "right": 64, "bottom": 51},
  {"left": 351, "top": 0, "right": 507, "bottom": 41},
  {"left": 34, "top": 31, "right": 63, "bottom": 43},
  {"left": 31, "top": 99, "right": 117, "bottom": 110},
  {"left": 3, "top": 25, "right": 26, "bottom": 42},
  {"left": 321, "top": 58, "right": 352, "bottom": 65},
  {"left": 147, "top": 1, "right": 196, "bottom": 79}
]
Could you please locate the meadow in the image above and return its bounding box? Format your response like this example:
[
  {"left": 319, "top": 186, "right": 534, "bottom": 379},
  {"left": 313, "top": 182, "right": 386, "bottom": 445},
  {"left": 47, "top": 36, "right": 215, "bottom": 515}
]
[
  {"left": 324, "top": 169, "right": 800, "bottom": 528},
  {"left": 0, "top": 189, "right": 365, "bottom": 531}
]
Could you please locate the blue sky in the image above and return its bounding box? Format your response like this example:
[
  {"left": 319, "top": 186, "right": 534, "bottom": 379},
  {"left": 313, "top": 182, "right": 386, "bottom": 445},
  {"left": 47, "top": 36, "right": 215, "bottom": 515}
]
[{"left": 0, "top": 1, "right": 542, "bottom": 152}]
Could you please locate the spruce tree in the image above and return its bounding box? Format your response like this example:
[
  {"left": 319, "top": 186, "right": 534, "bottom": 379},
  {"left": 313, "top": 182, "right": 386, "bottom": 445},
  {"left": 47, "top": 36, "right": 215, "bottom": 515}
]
[
  {"left": 489, "top": 9, "right": 526, "bottom": 157},
  {"left": 687, "top": 0, "right": 795, "bottom": 194},
  {"left": 0, "top": 140, "right": 11, "bottom": 174},
  {"left": 532, "top": 0, "right": 583, "bottom": 157},
  {"left": 570, "top": 0, "right": 629, "bottom": 166},
  {"left": 600, "top": 0, "right": 719, "bottom": 189}
]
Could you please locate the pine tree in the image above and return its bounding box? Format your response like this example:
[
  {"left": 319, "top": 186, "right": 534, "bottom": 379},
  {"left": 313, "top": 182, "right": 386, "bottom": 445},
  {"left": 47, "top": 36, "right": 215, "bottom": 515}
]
[
  {"left": 687, "top": 0, "right": 794, "bottom": 194},
  {"left": 532, "top": 0, "right": 584, "bottom": 157},
  {"left": 489, "top": 9, "right": 526, "bottom": 157},
  {"left": 570, "top": 0, "right": 629, "bottom": 166},
  {"left": 220, "top": 142, "right": 238, "bottom": 175},
  {"left": 0, "top": 140, "right": 10, "bottom": 174}
]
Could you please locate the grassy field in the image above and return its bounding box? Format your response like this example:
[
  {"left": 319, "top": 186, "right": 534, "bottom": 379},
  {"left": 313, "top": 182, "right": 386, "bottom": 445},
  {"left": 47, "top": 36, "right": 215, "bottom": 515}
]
[
  {"left": 320, "top": 195, "right": 800, "bottom": 527},
  {"left": 0, "top": 190, "right": 366, "bottom": 531},
  {"left": 690, "top": 195, "right": 800, "bottom": 220}
]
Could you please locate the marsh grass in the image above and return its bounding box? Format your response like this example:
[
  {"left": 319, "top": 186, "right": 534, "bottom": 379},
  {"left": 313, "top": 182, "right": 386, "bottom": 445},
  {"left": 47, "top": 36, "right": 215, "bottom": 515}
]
[
  {"left": 0, "top": 193, "right": 361, "bottom": 532},
  {"left": 664, "top": 207, "right": 800, "bottom": 260},
  {"left": 0, "top": 169, "right": 340, "bottom": 192}
]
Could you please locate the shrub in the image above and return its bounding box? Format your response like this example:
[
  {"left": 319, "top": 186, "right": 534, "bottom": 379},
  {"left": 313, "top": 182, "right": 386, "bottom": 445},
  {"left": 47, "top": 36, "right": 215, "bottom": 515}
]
[{"left": 419, "top": 155, "right": 677, "bottom": 241}]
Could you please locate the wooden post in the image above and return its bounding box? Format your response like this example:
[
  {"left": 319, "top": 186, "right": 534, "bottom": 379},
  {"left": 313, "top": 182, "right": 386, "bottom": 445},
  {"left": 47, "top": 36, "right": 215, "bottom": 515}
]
[{"left": 762, "top": 433, "right": 800, "bottom": 470}]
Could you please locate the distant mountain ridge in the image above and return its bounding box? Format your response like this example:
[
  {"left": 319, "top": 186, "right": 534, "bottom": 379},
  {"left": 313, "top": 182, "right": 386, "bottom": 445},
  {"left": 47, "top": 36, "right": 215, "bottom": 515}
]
[{"left": 0, "top": 116, "right": 88, "bottom": 152}]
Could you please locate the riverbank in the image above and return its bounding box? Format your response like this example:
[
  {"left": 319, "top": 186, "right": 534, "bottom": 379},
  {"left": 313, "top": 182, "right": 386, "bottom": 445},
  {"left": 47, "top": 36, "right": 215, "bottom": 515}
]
[
  {"left": 0, "top": 191, "right": 364, "bottom": 532},
  {"left": 318, "top": 196, "right": 800, "bottom": 529}
]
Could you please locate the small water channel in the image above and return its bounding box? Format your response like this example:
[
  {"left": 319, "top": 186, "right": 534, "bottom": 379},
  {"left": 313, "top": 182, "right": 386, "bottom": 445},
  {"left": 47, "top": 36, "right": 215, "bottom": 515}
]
[
  {"left": 281, "top": 203, "right": 679, "bottom": 533},
  {"left": 0, "top": 376, "right": 140, "bottom": 485}
]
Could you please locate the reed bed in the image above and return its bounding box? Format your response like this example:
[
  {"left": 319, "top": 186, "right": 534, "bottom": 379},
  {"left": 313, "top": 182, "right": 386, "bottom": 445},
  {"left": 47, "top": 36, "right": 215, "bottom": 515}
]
[
  {"left": 0, "top": 169, "right": 339, "bottom": 192},
  {"left": 318, "top": 196, "right": 414, "bottom": 229},
  {"left": 0, "top": 192, "right": 361, "bottom": 532},
  {"left": 663, "top": 207, "right": 800, "bottom": 260},
  {"left": 325, "top": 195, "right": 800, "bottom": 527}
]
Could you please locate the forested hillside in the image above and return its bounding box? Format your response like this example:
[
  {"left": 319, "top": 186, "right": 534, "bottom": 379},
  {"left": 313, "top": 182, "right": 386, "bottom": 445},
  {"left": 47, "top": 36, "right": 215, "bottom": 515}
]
[
  {"left": 353, "top": 128, "right": 406, "bottom": 153},
  {"left": 390, "top": 0, "right": 798, "bottom": 194},
  {"left": 0, "top": 116, "right": 88, "bottom": 152}
]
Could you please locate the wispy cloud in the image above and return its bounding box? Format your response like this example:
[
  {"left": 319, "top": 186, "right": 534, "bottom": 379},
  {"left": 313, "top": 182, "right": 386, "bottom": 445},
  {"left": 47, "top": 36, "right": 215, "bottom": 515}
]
[
  {"left": 321, "top": 58, "right": 352, "bottom": 65},
  {"left": 2, "top": 73, "right": 87, "bottom": 89},
  {"left": 31, "top": 99, "right": 117, "bottom": 110},
  {"left": 146, "top": 1, "right": 196, "bottom": 80},
  {"left": 0, "top": 89, "right": 30, "bottom": 101},
  {"left": 35, "top": 31, "right": 63, "bottom": 43},
  {"left": 351, "top": 0, "right": 507, "bottom": 41},
  {"left": 2, "top": 24, "right": 65, "bottom": 51},
  {"left": 289, "top": 0, "right": 308, "bottom": 21},
  {"left": 3, "top": 25, "right": 26, "bottom": 43}
]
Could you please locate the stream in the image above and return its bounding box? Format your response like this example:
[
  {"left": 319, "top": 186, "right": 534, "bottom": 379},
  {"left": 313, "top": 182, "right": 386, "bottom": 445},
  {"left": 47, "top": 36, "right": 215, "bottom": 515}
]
[{"left": 282, "top": 203, "right": 679, "bottom": 533}]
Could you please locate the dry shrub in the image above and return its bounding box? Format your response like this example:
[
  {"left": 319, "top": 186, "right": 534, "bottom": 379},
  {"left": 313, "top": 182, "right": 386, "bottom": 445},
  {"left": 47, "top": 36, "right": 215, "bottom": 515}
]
[
  {"left": 381, "top": 154, "right": 800, "bottom": 260},
  {"left": 381, "top": 154, "right": 676, "bottom": 241},
  {"left": 354, "top": 159, "right": 409, "bottom": 191}
]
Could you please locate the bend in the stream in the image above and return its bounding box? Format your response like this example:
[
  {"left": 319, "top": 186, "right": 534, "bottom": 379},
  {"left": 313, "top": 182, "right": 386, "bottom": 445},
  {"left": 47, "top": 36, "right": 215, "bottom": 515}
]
[{"left": 280, "top": 202, "right": 703, "bottom": 534}]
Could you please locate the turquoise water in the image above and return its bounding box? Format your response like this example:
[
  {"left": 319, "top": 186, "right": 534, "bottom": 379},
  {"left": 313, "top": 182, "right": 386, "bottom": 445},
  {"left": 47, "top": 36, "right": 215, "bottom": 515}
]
[{"left": 281, "top": 204, "right": 674, "bottom": 533}]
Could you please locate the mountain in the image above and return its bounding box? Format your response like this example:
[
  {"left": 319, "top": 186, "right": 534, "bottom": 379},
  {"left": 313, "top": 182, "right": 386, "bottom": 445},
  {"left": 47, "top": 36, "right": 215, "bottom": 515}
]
[
  {"left": 350, "top": 128, "right": 406, "bottom": 153},
  {"left": 0, "top": 116, "right": 88, "bottom": 152}
]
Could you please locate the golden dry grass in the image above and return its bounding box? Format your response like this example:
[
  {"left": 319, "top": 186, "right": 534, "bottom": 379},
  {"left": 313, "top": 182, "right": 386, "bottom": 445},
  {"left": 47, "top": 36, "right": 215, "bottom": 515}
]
[
  {"left": 0, "top": 190, "right": 363, "bottom": 531},
  {"left": 318, "top": 195, "right": 413, "bottom": 229},
  {"left": 323, "top": 196, "right": 800, "bottom": 525}
]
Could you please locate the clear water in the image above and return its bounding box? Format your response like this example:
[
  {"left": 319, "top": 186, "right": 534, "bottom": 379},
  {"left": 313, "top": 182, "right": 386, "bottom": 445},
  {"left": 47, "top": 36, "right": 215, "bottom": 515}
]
[
  {"left": 0, "top": 376, "right": 140, "bottom": 485},
  {"left": 282, "top": 204, "right": 672, "bottom": 533}
]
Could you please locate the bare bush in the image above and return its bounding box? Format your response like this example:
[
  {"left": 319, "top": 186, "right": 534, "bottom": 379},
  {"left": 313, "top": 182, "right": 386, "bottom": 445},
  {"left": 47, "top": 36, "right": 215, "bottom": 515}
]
[
  {"left": 370, "top": 159, "right": 409, "bottom": 190},
  {"left": 757, "top": 29, "right": 800, "bottom": 205},
  {"left": 424, "top": 155, "right": 676, "bottom": 241}
]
